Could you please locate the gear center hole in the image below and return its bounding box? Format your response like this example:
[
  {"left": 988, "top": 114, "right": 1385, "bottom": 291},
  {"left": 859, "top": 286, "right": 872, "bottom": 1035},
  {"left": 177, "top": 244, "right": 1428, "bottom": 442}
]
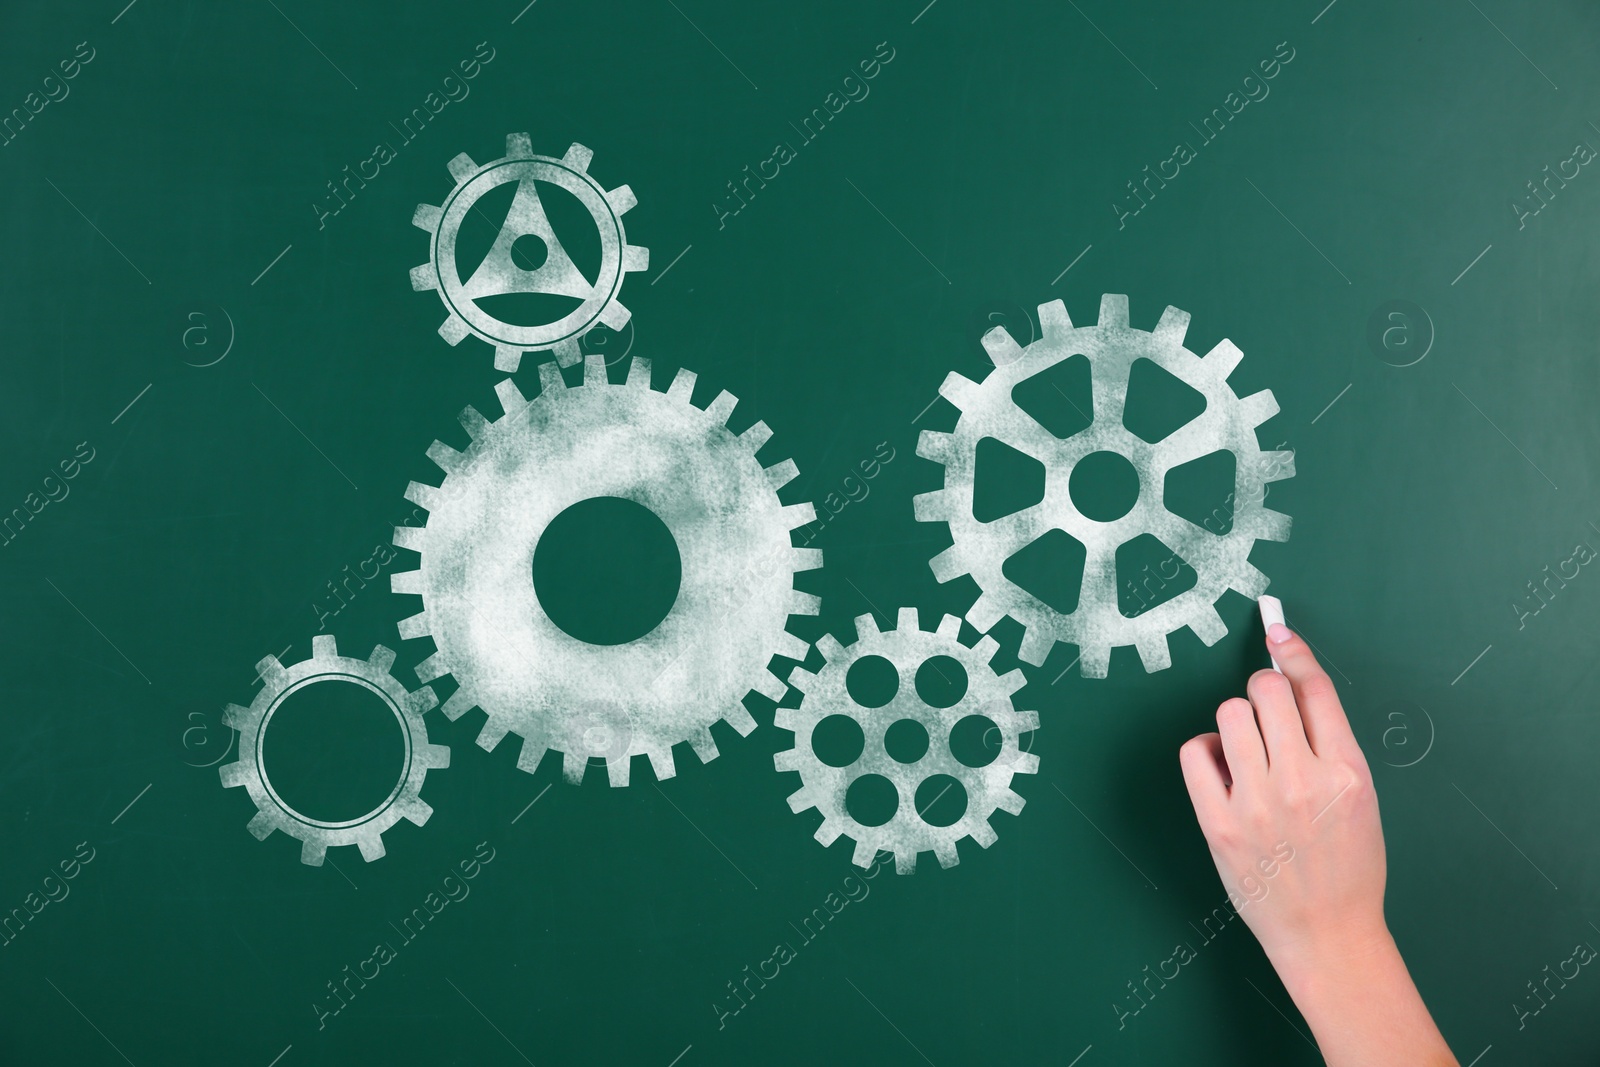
[
  {"left": 510, "top": 233, "right": 549, "bottom": 272},
  {"left": 262, "top": 680, "right": 406, "bottom": 823},
  {"left": 533, "top": 496, "right": 682, "bottom": 645},
  {"left": 1068, "top": 450, "right": 1141, "bottom": 522}
]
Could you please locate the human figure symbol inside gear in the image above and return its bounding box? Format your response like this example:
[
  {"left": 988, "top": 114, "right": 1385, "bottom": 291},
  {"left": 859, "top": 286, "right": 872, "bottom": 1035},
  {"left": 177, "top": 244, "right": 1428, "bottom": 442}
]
[{"left": 411, "top": 135, "right": 649, "bottom": 373}]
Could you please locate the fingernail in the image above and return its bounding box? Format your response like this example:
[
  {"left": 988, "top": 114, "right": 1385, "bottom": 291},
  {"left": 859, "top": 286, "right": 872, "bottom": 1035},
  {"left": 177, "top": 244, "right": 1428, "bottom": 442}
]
[{"left": 1267, "top": 623, "right": 1293, "bottom": 645}]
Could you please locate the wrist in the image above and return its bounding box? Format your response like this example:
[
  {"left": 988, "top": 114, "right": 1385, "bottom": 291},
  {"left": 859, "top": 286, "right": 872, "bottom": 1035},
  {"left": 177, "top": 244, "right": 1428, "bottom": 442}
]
[{"left": 1267, "top": 915, "right": 1397, "bottom": 997}]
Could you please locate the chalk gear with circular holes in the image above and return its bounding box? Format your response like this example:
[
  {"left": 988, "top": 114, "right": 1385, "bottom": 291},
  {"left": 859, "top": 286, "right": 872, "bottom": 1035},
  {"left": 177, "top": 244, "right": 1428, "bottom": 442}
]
[
  {"left": 391, "top": 354, "right": 821, "bottom": 786},
  {"left": 775, "top": 609, "right": 1039, "bottom": 874},
  {"left": 219, "top": 635, "right": 451, "bottom": 866},
  {"left": 410, "top": 135, "right": 649, "bottom": 373},
  {"left": 914, "top": 295, "right": 1295, "bottom": 678}
]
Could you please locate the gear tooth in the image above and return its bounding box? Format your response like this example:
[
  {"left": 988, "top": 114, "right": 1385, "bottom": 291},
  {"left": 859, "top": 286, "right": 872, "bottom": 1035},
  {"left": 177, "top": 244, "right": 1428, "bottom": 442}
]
[
  {"left": 611, "top": 753, "right": 638, "bottom": 787},
  {"left": 1241, "top": 389, "right": 1280, "bottom": 428},
  {"left": 980, "top": 326, "right": 1024, "bottom": 368},
  {"left": 561, "top": 142, "right": 593, "bottom": 172},
  {"left": 788, "top": 786, "right": 818, "bottom": 814},
  {"left": 1153, "top": 305, "right": 1191, "bottom": 346},
  {"left": 409, "top": 263, "right": 438, "bottom": 292},
  {"left": 645, "top": 748, "right": 674, "bottom": 783},
  {"left": 894, "top": 849, "right": 917, "bottom": 875},
  {"left": 404, "top": 481, "right": 442, "bottom": 510},
  {"left": 366, "top": 643, "right": 395, "bottom": 671},
  {"left": 406, "top": 687, "right": 438, "bottom": 714},
  {"left": 475, "top": 714, "right": 508, "bottom": 751},
  {"left": 933, "top": 842, "right": 960, "bottom": 868},
  {"left": 1203, "top": 338, "right": 1244, "bottom": 378},
  {"left": 247, "top": 811, "right": 277, "bottom": 840},
  {"left": 704, "top": 389, "right": 738, "bottom": 427},
  {"left": 771, "top": 631, "right": 809, "bottom": 662},
  {"left": 583, "top": 352, "right": 607, "bottom": 385},
  {"left": 1014, "top": 751, "right": 1041, "bottom": 775},
  {"left": 561, "top": 749, "right": 586, "bottom": 784},
  {"left": 598, "top": 299, "right": 631, "bottom": 331},
  {"left": 999, "top": 668, "right": 1027, "bottom": 696},
  {"left": 458, "top": 405, "right": 490, "bottom": 440},
  {"left": 605, "top": 183, "right": 637, "bottom": 215},
  {"left": 815, "top": 822, "right": 842, "bottom": 847},
  {"left": 773, "top": 748, "right": 802, "bottom": 772},
  {"left": 494, "top": 377, "right": 528, "bottom": 415},
  {"left": 1255, "top": 509, "right": 1293, "bottom": 543},
  {"left": 392, "top": 526, "right": 426, "bottom": 552},
  {"left": 688, "top": 726, "right": 717, "bottom": 764},
  {"left": 816, "top": 634, "right": 846, "bottom": 662},
  {"left": 938, "top": 372, "right": 983, "bottom": 412},
  {"left": 219, "top": 761, "right": 249, "bottom": 788},
  {"left": 787, "top": 589, "right": 822, "bottom": 616},
  {"left": 443, "top": 688, "right": 477, "bottom": 721},
  {"left": 1262, "top": 449, "right": 1296, "bottom": 482},
  {"left": 667, "top": 367, "right": 697, "bottom": 401},
  {"left": 1037, "top": 298, "right": 1072, "bottom": 335},
  {"left": 516, "top": 739, "right": 546, "bottom": 774},
  {"left": 493, "top": 345, "right": 524, "bottom": 373},
  {"left": 970, "top": 821, "right": 998, "bottom": 848},
  {"left": 438, "top": 313, "right": 471, "bottom": 345},
  {"left": 998, "top": 788, "right": 1027, "bottom": 815},
  {"left": 356, "top": 834, "right": 386, "bottom": 862},
  {"left": 781, "top": 502, "right": 817, "bottom": 531},
  {"left": 1016, "top": 709, "right": 1041, "bottom": 732},
  {"left": 537, "top": 360, "right": 567, "bottom": 397},
  {"left": 972, "top": 634, "right": 1002, "bottom": 663},
  {"left": 896, "top": 607, "right": 920, "bottom": 632},
  {"left": 1017, "top": 627, "right": 1053, "bottom": 667},
  {"left": 916, "top": 429, "right": 956, "bottom": 463},
  {"left": 425, "top": 439, "right": 464, "bottom": 474},
  {"left": 912, "top": 490, "right": 954, "bottom": 522},
  {"left": 412, "top": 650, "right": 449, "bottom": 682},
  {"left": 447, "top": 152, "right": 478, "bottom": 182},
  {"left": 1231, "top": 562, "right": 1271, "bottom": 599},
  {"left": 223, "top": 702, "right": 251, "bottom": 730},
  {"left": 622, "top": 244, "right": 649, "bottom": 271},
  {"left": 423, "top": 743, "right": 451, "bottom": 769},
  {"left": 791, "top": 546, "right": 823, "bottom": 572},
  {"left": 786, "top": 666, "right": 818, "bottom": 693},
  {"left": 301, "top": 840, "right": 327, "bottom": 866},
  {"left": 412, "top": 203, "right": 442, "bottom": 231},
  {"left": 935, "top": 614, "right": 963, "bottom": 640},
  {"left": 929, "top": 544, "right": 968, "bottom": 584},
  {"left": 723, "top": 704, "right": 758, "bottom": 737},
  {"left": 553, "top": 338, "right": 582, "bottom": 368},
  {"left": 1079, "top": 643, "right": 1111, "bottom": 678},
  {"left": 854, "top": 613, "right": 880, "bottom": 638},
  {"left": 1098, "top": 293, "right": 1129, "bottom": 327},
  {"left": 1136, "top": 634, "right": 1172, "bottom": 673},
  {"left": 852, "top": 839, "right": 878, "bottom": 867},
  {"left": 625, "top": 356, "right": 653, "bottom": 388},
  {"left": 764, "top": 458, "right": 800, "bottom": 490},
  {"left": 256, "top": 656, "right": 288, "bottom": 687},
  {"left": 739, "top": 419, "right": 772, "bottom": 452},
  {"left": 505, "top": 131, "right": 533, "bottom": 157},
  {"left": 397, "top": 611, "right": 431, "bottom": 640},
  {"left": 750, "top": 667, "right": 788, "bottom": 702},
  {"left": 401, "top": 797, "right": 434, "bottom": 826},
  {"left": 966, "top": 590, "right": 1005, "bottom": 631},
  {"left": 772, "top": 708, "right": 801, "bottom": 731}
]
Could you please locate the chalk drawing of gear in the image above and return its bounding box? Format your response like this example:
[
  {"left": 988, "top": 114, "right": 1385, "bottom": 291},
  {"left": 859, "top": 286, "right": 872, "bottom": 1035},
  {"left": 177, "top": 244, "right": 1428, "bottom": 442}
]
[
  {"left": 776, "top": 609, "right": 1039, "bottom": 874},
  {"left": 410, "top": 135, "right": 649, "bottom": 373},
  {"left": 391, "top": 354, "right": 821, "bottom": 786},
  {"left": 218, "top": 635, "right": 450, "bottom": 866},
  {"left": 914, "top": 295, "right": 1295, "bottom": 678}
]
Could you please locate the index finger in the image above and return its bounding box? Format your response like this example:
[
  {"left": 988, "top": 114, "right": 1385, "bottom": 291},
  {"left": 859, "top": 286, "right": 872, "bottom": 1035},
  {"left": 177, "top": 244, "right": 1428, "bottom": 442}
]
[{"left": 1264, "top": 623, "right": 1353, "bottom": 757}]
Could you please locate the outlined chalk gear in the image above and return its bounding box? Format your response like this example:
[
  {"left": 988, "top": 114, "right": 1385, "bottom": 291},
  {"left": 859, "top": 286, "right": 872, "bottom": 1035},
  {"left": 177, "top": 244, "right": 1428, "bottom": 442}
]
[
  {"left": 775, "top": 609, "right": 1039, "bottom": 874},
  {"left": 390, "top": 354, "right": 821, "bottom": 786},
  {"left": 218, "top": 636, "right": 450, "bottom": 866},
  {"left": 410, "top": 135, "right": 649, "bottom": 372},
  {"left": 914, "top": 295, "right": 1295, "bottom": 677}
]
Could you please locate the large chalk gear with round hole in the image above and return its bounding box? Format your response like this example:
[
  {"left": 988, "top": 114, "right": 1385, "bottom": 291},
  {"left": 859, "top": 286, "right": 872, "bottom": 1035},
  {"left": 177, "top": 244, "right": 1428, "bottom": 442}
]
[
  {"left": 914, "top": 295, "right": 1295, "bottom": 678},
  {"left": 390, "top": 354, "right": 821, "bottom": 786},
  {"left": 218, "top": 635, "right": 450, "bottom": 866},
  {"left": 410, "top": 135, "right": 650, "bottom": 373},
  {"left": 775, "top": 609, "right": 1039, "bottom": 874}
]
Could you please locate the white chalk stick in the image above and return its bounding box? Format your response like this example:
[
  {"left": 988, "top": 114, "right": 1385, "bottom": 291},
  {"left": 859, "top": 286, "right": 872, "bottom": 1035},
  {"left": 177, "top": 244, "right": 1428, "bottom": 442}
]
[{"left": 1258, "top": 594, "right": 1285, "bottom": 672}]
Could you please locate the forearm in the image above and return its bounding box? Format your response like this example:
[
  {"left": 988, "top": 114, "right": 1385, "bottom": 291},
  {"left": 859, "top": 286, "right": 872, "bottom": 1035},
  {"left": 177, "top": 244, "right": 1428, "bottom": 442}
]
[{"left": 1271, "top": 929, "right": 1457, "bottom": 1067}]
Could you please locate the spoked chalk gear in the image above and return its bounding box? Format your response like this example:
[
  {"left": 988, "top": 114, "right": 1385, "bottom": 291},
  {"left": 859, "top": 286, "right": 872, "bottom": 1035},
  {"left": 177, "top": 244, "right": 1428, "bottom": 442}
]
[
  {"left": 410, "top": 135, "right": 649, "bottom": 373},
  {"left": 775, "top": 609, "right": 1039, "bottom": 874},
  {"left": 218, "top": 636, "right": 450, "bottom": 866},
  {"left": 914, "top": 295, "right": 1295, "bottom": 678},
  {"left": 391, "top": 354, "right": 821, "bottom": 786}
]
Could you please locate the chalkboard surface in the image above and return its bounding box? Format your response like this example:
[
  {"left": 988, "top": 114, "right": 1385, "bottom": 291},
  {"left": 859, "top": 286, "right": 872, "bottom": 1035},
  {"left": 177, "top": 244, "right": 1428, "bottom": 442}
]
[{"left": 2, "top": 1, "right": 1598, "bottom": 1064}]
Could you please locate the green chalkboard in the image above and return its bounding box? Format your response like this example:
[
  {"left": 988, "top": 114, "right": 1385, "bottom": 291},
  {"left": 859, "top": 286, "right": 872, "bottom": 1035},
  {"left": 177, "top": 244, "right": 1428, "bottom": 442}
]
[{"left": 2, "top": 0, "right": 1598, "bottom": 1064}]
